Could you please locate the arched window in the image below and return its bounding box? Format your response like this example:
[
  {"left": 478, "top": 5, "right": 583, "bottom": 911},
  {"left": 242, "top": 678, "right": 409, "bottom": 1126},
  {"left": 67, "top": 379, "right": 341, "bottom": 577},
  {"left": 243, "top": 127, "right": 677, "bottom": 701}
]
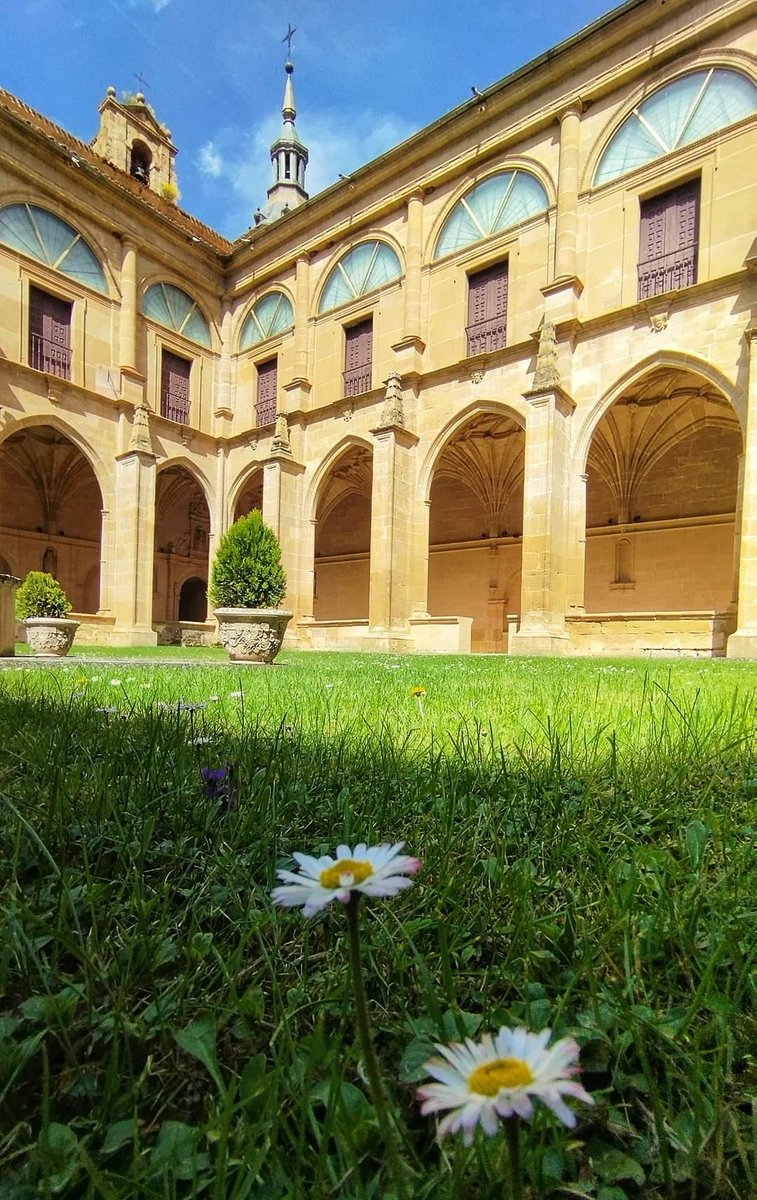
[
  {"left": 318, "top": 241, "right": 402, "bottom": 314},
  {"left": 141, "top": 282, "right": 211, "bottom": 347},
  {"left": 0, "top": 204, "right": 108, "bottom": 293},
  {"left": 239, "top": 291, "right": 294, "bottom": 350},
  {"left": 594, "top": 68, "right": 757, "bottom": 186},
  {"left": 434, "top": 171, "right": 549, "bottom": 260}
]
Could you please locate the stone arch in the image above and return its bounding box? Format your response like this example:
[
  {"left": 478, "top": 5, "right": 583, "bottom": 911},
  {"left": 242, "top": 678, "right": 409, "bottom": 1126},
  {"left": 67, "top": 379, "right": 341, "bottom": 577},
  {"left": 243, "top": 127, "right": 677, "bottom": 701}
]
[
  {"left": 311, "top": 439, "right": 373, "bottom": 621},
  {"left": 313, "top": 236, "right": 405, "bottom": 318},
  {"left": 153, "top": 461, "right": 212, "bottom": 624},
  {"left": 0, "top": 412, "right": 111, "bottom": 501},
  {"left": 235, "top": 286, "right": 296, "bottom": 350},
  {"left": 575, "top": 351, "right": 743, "bottom": 472},
  {"left": 306, "top": 435, "right": 374, "bottom": 523},
  {"left": 418, "top": 400, "right": 525, "bottom": 502},
  {"left": 582, "top": 57, "right": 757, "bottom": 192},
  {"left": 0, "top": 421, "right": 105, "bottom": 613},
  {"left": 425, "top": 405, "right": 526, "bottom": 653},
  {"left": 229, "top": 464, "right": 265, "bottom": 522},
  {"left": 582, "top": 360, "right": 742, "bottom": 621},
  {"left": 426, "top": 160, "right": 555, "bottom": 262}
]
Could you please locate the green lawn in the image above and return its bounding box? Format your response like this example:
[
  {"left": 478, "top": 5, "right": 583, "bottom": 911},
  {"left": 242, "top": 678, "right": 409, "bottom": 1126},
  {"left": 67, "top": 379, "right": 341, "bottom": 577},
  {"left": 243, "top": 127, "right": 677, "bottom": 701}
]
[{"left": 0, "top": 653, "right": 754, "bottom": 1198}]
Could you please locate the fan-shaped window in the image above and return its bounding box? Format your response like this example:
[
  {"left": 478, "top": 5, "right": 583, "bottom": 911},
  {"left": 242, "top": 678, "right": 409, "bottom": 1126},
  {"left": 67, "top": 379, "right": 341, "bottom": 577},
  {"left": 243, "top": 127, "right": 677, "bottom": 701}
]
[
  {"left": 239, "top": 291, "right": 294, "bottom": 350},
  {"left": 0, "top": 204, "right": 108, "bottom": 293},
  {"left": 594, "top": 68, "right": 757, "bottom": 186},
  {"left": 318, "top": 241, "right": 402, "bottom": 314},
  {"left": 434, "top": 171, "right": 549, "bottom": 260},
  {"left": 141, "top": 282, "right": 211, "bottom": 347}
]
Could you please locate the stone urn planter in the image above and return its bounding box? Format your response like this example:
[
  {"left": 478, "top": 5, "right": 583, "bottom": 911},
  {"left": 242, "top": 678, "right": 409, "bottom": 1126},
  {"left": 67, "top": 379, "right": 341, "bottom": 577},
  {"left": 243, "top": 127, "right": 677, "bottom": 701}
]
[
  {"left": 24, "top": 616, "right": 80, "bottom": 658},
  {"left": 214, "top": 608, "right": 293, "bottom": 664},
  {"left": 210, "top": 511, "right": 291, "bottom": 665}
]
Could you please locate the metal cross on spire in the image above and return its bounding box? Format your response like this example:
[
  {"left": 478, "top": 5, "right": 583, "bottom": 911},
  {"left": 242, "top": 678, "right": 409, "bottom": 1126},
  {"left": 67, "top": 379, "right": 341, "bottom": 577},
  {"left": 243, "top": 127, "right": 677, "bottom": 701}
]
[
  {"left": 133, "top": 71, "right": 151, "bottom": 92},
  {"left": 282, "top": 24, "right": 296, "bottom": 59}
]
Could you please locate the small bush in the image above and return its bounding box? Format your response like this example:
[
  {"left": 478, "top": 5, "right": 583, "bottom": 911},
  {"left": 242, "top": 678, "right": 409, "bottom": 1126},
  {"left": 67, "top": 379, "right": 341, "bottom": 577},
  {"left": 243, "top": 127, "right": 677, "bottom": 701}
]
[
  {"left": 15, "top": 571, "right": 72, "bottom": 619},
  {"left": 159, "top": 180, "right": 180, "bottom": 204},
  {"left": 209, "top": 510, "right": 287, "bottom": 610}
]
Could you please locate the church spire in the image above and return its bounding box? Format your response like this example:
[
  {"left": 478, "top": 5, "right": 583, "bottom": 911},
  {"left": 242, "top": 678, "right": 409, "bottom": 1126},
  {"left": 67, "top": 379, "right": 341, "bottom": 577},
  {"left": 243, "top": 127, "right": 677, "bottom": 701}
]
[{"left": 257, "top": 48, "right": 309, "bottom": 224}]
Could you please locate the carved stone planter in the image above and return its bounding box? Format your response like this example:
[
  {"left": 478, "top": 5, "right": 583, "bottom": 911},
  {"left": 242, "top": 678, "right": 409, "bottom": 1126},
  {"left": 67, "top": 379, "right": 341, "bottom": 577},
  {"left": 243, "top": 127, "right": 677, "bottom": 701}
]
[
  {"left": 24, "top": 617, "right": 80, "bottom": 657},
  {"left": 214, "top": 608, "right": 293, "bottom": 664}
]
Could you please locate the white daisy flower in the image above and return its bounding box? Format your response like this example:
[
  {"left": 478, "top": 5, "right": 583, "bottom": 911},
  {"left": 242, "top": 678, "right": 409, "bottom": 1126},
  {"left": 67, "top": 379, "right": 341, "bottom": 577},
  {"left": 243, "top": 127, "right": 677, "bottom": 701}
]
[
  {"left": 417, "top": 1027, "right": 593, "bottom": 1144},
  {"left": 271, "top": 842, "right": 421, "bottom": 917}
]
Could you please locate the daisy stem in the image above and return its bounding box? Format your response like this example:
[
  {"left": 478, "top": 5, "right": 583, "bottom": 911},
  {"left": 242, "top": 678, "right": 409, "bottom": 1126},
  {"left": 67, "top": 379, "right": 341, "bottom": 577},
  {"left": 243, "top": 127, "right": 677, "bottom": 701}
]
[
  {"left": 504, "top": 1117, "right": 523, "bottom": 1200},
  {"left": 346, "top": 894, "right": 410, "bottom": 1200}
]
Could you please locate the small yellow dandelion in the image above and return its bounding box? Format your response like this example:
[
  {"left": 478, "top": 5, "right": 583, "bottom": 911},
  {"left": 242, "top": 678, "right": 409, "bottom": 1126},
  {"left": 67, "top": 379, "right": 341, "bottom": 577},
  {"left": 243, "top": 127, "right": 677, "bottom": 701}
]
[{"left": 410, "top": 685, "right": 426, "bottom": 698}]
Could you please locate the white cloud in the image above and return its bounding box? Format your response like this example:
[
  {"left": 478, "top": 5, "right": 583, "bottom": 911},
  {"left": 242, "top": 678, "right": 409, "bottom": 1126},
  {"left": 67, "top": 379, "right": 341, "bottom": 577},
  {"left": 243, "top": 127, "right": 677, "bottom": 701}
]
[
  {"left": 198, "top": 107, "right": 417, "bottom": 236},
  {"left": 197, "top": 141, "right": 224, "bottom": 179}
]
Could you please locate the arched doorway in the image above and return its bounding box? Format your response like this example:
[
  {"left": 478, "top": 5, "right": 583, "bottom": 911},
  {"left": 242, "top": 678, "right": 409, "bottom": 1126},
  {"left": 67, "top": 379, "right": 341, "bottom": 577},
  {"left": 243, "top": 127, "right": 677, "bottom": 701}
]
[
  {"left": 234, "top": 470, "right": 264, "bottom": 522},
  {"left": 314, "top": 445, "right": 372, "bottom": 620},
  {"left": 584, "top": 365, "right": 741, "bottom": 621},
  {"left": 428, "top": 411, "right": 525, "bottom": 652},
  {"left": 178, "top": 576, "right": 207, "bottom": 621},
  {"left": 0, "top": 424, "right": 103, "bottom": 612},
  {"left": 153, "top": 465, "right": 210, "bottom": 623}
]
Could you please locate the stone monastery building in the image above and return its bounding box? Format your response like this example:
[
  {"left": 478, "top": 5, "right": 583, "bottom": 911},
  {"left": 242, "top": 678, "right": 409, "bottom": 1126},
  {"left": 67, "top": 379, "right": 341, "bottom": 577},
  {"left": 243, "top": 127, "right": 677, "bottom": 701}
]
[{"left": 1, "top": 0, "right": 756, "bottom": 657}]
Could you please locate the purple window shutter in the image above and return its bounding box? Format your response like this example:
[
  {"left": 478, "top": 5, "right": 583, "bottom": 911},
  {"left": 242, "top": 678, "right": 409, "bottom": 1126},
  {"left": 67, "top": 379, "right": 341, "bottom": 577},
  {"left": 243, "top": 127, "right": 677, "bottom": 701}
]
[
  {"left": 161, "top": 351, "right": 191, "bottom": 424},
  {"left": 467, "top": 262, "right": 508, "bottom": 355},
  {"left": 343, "top": 318, "right": 373, "bottom": 396},
  {"left": 29, "top": 286, "right": 72, "bottom": 379},
  {"left": 256, "top": 358, "right": 278, "bottom": 426},
  {"left": 638, "top": 179, "right": 699, "bottom": 299}
]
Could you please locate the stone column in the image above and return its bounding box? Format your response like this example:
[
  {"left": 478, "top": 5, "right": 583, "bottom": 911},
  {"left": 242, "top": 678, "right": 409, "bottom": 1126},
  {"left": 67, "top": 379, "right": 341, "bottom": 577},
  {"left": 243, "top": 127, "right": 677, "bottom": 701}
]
[
  {"left": 98, "top": 506, "right": 113, "bottom": 614},
  {"left": 567, "top": 472, "right": 588, "bottom": 612},
  {"left": 293, "top": 254, "right": 310, "bottom": 383},
  {"left": 409, "top": 499, "right": 432, "bottom": 618},
  {"left": 727, "top": 323, "right": 757, "bottom": 658},
  {"left": 368, "top": 421, "right": 419, "bottom": 633},
  {"left": 392, "top": 191, "right": 426, "bottom": 377},
  {"left": 729, "top": 454, "right": 745, "bottom": 607},
  {"left": 554, "top": 105, "right": 582, "bottom": 282},
  {"left": 215, "top": 298, "right": 234, "bottom": 423},
  {"left": 208, "top": 444, "right": 227, "bottom": 583},
  {"left": 510, "top": 385, "right": 575, "bottom": 656},
  {"left": 262, "top": 450, "right": 306, "bottom": 629},
  {"left": 0, "top": 574, "right": 20, "bottom": 657},
  {"left": 119, "top": 239, "right": 138, "bottom": 371},
  {"left": 111, "top": 448, "right": 158, "bottom": 645}
]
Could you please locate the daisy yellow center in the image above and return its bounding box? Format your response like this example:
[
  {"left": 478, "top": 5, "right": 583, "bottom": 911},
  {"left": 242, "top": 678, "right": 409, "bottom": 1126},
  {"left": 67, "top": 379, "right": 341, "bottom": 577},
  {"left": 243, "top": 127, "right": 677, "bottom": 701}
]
[
  {"left": 468, "top": 1058, "right": 534, "bottom": 1096},
  {"left": 320, "top": 858, "right": 374, "bottom": 889}
]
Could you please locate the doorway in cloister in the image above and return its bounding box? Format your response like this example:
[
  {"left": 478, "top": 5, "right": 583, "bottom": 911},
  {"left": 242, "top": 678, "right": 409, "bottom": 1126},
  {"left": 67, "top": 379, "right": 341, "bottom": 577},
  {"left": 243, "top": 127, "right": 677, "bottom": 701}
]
[
  {"left": 153, "top": 465, "right": 210, "bottom": 623},
  {"left": 0, "top": 424, "right": 103, "bottom": 612},
  {"left": 428, "top": 411, "right": 524, "bottom": 652},
  {"left": 584, "top": 366, "right": 741, "bottom": 618},
  {"left": 313, "top": 445, "right": 372, "bottom": 620}
]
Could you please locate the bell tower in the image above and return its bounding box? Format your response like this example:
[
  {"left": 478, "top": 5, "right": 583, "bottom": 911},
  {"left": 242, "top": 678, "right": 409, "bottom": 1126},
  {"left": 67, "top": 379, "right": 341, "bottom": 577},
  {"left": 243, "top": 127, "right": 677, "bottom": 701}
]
[{"left": 91, "top": 87, "right": 179, "bottom": 198}]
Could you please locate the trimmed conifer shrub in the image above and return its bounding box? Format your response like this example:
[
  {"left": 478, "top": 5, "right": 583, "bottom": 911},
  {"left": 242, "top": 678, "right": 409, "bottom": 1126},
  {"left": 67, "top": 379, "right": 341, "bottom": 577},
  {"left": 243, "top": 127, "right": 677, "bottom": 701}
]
[
  {"left": 15, "top": 571, "right": 72, "bottom": 619},
  {"left": 209, "top": 510, "right": 287, "bottom": 610}
]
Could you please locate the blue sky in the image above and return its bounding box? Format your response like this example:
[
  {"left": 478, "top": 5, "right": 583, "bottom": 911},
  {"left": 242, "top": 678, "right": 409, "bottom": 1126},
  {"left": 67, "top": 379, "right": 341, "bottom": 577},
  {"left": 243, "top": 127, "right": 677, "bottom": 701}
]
[{"left": 4, "top": 0, "right": 615, "bottom": 238}]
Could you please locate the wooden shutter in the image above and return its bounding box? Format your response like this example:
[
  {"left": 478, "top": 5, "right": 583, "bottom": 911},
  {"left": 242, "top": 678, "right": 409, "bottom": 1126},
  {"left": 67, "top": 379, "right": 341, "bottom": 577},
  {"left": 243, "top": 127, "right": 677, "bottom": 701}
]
[
  {"left": 161, "top": 350, "right": 191, "bottom": 424},
  {"left": 29, "top": 286, "right": 72, "bottom": 379},
  {"left": 343, "top": 318, "right": 373, "bottom": 396},
  {"left": 466, "top": 262, "right": 508, "bottom": 355},
  {"left": 256, "top": 358, "right": 278, "bottom": 426},
  {"left": 638, "top": 179, "right": 699, "bottom": 299}
]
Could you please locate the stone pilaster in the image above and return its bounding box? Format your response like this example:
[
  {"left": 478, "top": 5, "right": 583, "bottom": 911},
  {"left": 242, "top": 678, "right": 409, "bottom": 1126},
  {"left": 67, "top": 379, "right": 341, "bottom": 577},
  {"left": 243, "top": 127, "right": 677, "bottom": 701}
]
[
  {"left": 541, "top": 104, "right": 584, "bottom": 331},
  {"left": 215, "top": 298, "right": 234, "bottom": 427},
  {"left": 392, "top": 190, "right": 426, "bottom": 377},
  {"left": 119, "top": 238, "right": 144, "bottom": 406},
  {"left": 0, "top": 574, "right": 20, "bottom": 656},
  {"left": 368, "top": 422, "right": 419, "bottom": 631},
  {"left": 286, "top": 253, "right": 312, "bottom": 408},
  {"left": 510, "top": 385, "right": 575, "bottom": 656},
  {"left": 111, "top": 449, "right": 158, "bottom": 645},
  {"left": 727, "top": 323, "right": 757, "bottom": 658}
]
